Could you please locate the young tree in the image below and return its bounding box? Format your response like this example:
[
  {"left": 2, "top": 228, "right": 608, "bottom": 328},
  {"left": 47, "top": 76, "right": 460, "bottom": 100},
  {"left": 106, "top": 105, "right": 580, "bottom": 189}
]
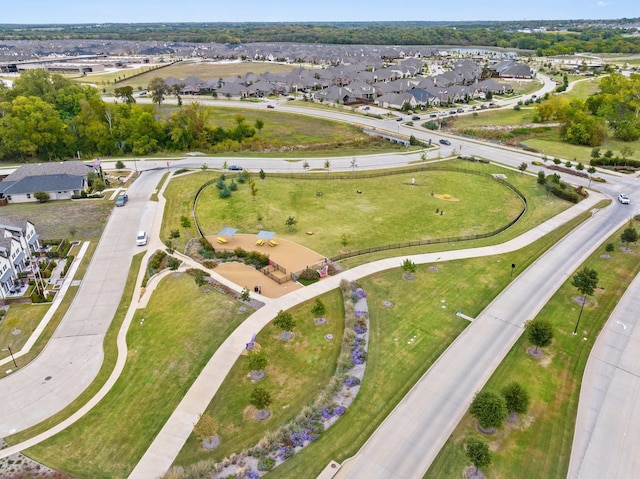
[
  {"left": 148, "top": 77, "right": 168, "bottom": 106},
  {"left": 259, "top": 169, "right": 266, "bottom": 181},
  {"left": 537, "top": 170, "right": 546, "bottom": 186},
  {"left": 115, "top": 160, "right": 125, "bottom": 169},
  {"left": 621, "top": 227, "right": 638, "bottom": 248},
  {"left": 590, "top": 147, "right": 601, "bottom": 160},
  {"left": 247, "top": 350, "right": 268, "bottom": 372},
  {"left": 180, "top": 215, "right": 192, "bottom": 228},
  {"left": 340, "top": 233, "right": 350, "bottom": 249},
  {"left": 285, "top": 216, "right": 297, "bottom": 232},
  {"left": 350, "top": 157, "right": 358, "bottom": 173},
  {"left": 324, "top": 159, "right": 331, "bottom": 174},
  {"left": 466, "top": 439, "right": 491, "bottom": 474},
  {"left": 401, "top": 258, "right": 417, "bottom": 274},
  {"left": 193, "top": 413, "right": 218, "bottom": 442},
  {"left": 249, "top": 179, "right": 259, "bottom": 201},
  {"left": 249, "top": 386, "right": 272, "bottom": 411},
  {"left": 273, "top": 310, "right": 295, "bottom": 332},
  {"left": 518, "top": 162, "right": 528, "bottom": 174},
  {"left": 167, "top": 256, "right": 180, "bottom": 271},
  {"left": 114, "top": 85, "right": 136, "bottom": 105},
  {"left": 302, "top": 161, "right": 310, "bottom": 174},
  {"left": 469, "top": 390, "right": 507, "bottom": 430},
  {"left": 571, "top": 267, "right": 598, "bottom": 334},
  {"left": 254, "top": 118, "right": 264, "bottom": 134},
  {"left": 501, "top": 382, "right": 530, "bottom": 416},
  {"left": 526, "top": 318, "right": 554, "bottom": 352},
  {"left": 311, "top": 298, "right": 326, "bottom": 317},
  {"left": 620, "top": 146, "right": 635, "bottom": 160}
]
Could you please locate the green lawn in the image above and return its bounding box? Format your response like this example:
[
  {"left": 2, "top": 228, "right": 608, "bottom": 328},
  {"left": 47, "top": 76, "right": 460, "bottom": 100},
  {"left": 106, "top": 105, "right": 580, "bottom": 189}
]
[
  {"left": 0, "top": 304, "right": 49, "bottom": 364},
  {"left": 191, "top": 167, "right": 524, "bottom": 257},
  {"left": 23, "top": 273, "right": 251, "bottom": 479},
  {"left": 252, "top": 204, "right": 598, "bottom": 479},
  {"left": 425, "top": 220, "right": 640, "bottom": 479},
  {"left": 174, "top": 289, "right": 345, "bottom": 466}
]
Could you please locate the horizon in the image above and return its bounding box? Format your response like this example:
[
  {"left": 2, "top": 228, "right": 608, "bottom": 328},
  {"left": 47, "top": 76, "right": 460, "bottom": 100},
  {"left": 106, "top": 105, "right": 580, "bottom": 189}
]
[{"left": 1, "top": 0, "right": 635, "bottom": 25}]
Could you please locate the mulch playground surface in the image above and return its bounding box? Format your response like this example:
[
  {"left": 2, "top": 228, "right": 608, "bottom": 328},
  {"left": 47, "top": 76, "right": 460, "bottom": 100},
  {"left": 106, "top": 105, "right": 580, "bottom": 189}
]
[{"left": 205, "top": 234, "right": 325, "bottom": 298}]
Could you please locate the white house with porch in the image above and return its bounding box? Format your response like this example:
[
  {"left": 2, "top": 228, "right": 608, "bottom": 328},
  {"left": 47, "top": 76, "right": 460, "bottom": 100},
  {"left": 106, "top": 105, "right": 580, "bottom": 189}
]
[{"left": 0, "top": 219, "right": 40, "bottom": 299}]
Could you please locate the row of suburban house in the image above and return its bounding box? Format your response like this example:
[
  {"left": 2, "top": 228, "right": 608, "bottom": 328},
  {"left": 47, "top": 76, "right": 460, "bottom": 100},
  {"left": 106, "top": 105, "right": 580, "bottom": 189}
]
[
  {"left": 0, "top": 218, "right": 40, "bottom": 299},
  {"left": 162, "top": 58, "right": 533, "bottom": 106}
]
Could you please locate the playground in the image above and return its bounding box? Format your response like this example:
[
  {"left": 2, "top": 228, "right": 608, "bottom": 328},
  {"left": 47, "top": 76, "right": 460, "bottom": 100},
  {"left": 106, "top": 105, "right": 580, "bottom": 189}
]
[{"left": 205, "top": 233, "right": 326, "bottom": 298}]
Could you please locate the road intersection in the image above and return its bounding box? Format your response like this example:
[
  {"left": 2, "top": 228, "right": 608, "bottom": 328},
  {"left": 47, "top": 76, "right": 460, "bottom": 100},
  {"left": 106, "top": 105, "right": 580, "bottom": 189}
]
[{"left": 0, "top": 88, "right": 639, "bottom": 479}]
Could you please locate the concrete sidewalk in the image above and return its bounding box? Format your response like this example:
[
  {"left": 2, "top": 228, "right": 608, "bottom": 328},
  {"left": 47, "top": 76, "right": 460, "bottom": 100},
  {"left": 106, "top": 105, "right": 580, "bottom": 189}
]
[
  {"left": 129, "top": 193, "right": 605, "bottom": 479},
  {"left": 568, "top": 271, "right": 640, "bottom": 478}
]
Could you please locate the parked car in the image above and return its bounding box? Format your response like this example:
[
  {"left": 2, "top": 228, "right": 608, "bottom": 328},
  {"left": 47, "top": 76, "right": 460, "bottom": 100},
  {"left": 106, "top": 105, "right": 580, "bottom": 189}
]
[
  {"left": 456, "top": 108, "right": 465, "bottom": 113},
  {"left": 228, "top": 165, "right": 243, "bottom": 171},
  {"left": 449, "top": 110, "right": 457, "bottom": 115},
  {"left": 439, "top": 139, "right": 451, "bottom": 145},
  {"left": 136, "top": 231, "right": 148, "bottom": 246},
  {"left": 618, "top": 193, "right": 630, "bottom": 204},
  {"left": 429, "top": 113, "right": 438, "bottom": 118},
  {"left": 480, "top": 104, "right": 489, "bottom": 110},
  {"left": 412, "top": 115, "right": 421, "bottom": 120},
  {"left": 138, "top": 90, "right": 147, "bottom": 96},
  {"left": 267, "top": 104, "right": 275, "bottom": 109},
  {"left": 363, "top": 106, "right": 370, "bottom": 110},
  {"left": 396, "top": 117, "right": 403, "bottom": 121},
  {"left": 115, "top": 193, "right": 128, "bottom": 207}
]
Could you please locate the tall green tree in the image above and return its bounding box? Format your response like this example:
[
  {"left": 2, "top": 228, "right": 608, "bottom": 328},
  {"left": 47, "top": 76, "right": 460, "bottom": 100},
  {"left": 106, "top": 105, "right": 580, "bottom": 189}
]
[
  {"left": 501, "top": 382, "right": 530, "bottom": 415},
  {"left": 621, "top": 227, "right": 638, "bottom": 248},
  {"left": 526, "top": 318, "right": 553, "bottom": 352},
  {"left": 469, "top": 390, "right": 507, "bottom": 430},
  {"left": 466, "top": 439, "right": 491, "bottom": 474},
  {"left": 148, "top": 77, "right": 168, "bottom": 106}
]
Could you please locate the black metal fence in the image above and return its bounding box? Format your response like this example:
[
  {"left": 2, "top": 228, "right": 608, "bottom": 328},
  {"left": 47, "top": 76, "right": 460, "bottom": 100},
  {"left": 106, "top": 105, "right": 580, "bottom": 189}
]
[{"left": 192, "top": 164, "right": 527, "bottom": 267}]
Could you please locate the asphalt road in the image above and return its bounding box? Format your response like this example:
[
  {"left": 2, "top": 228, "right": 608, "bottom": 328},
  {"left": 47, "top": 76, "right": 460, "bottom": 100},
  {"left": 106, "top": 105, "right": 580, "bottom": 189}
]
[{"left": 0, "top": 169, "right": 160, "bottom": 437}]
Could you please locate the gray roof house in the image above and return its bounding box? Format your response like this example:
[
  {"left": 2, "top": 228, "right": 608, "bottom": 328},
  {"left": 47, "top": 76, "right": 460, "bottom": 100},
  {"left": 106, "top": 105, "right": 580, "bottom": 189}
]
[{"left": 0, "top": 161, "right": 95, "bottom": 204}]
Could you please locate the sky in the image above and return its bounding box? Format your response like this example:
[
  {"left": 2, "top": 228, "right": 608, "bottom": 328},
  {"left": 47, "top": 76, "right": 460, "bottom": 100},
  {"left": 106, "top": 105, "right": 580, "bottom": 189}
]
[{"left": 1, "top": 0, "right": 636, "bottom": 24}]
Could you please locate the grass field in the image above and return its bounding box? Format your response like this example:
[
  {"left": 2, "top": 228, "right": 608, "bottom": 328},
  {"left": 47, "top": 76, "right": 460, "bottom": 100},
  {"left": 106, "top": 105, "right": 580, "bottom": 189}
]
[
  {"left": 183, "top": 167, "right": 524, "bottom": 258},
  {"left": 0, "top": 200, "right": 113, "bottom": 241},
  {"left": 174, "top": 289, "right": 345, "bottom": 467},
  {"left": 239, "top": 205, "right": 599, "bottom": 479},
  {"left": 425, "top": 220, "right": 640, "bottom": 479},
  {"left": 23, "top": 273, "right": 251, "bottom": 479},
  {"left": 162, "top": 160, "right": 569, "bottom": 260}
]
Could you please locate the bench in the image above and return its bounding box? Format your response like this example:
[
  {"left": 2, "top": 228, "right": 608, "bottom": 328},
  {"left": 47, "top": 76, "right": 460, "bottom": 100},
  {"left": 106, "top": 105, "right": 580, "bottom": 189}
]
[
  {"left": 255, "top": 239, "right": 265, "bottom": 246},
  {"left": 317, "top": 265, "right": 329, "bottom": 278},
  {"left": 269, "top": 240, "right": 278, "bottom": 247},
  {"left": 216, "top": 237, "right": 227, "bottom": 244}
]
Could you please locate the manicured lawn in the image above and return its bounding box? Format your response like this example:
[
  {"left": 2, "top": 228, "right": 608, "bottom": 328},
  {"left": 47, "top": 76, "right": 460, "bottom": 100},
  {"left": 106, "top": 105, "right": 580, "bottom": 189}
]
[
  {"left": 191, "top": 166, "right": 524, "bottom": 257},
  {"left": 451, "top": 108, "right": 535, "bottom": 129},
  {"left": 563, "top": 77, "right": 603, "bottom": 101},
  {"left": 425, "top": 221, "right": 640, "bottom": 479},
  {"left": 23, "top": 273, "right": 250, "bottom": 479},
  {"left": 0, "top": 304, "right": 49, "bottom": 364},
  {"left": 254, "top": 205, "right": 598, "bottom": 478},
  {"left": 174, "top": 289, "right": 345, "bottom": 466}
]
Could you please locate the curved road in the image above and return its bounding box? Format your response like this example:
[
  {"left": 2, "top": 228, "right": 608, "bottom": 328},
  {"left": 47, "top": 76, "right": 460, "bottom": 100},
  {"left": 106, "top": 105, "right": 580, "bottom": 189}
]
[{"left": 1, "top": 80, "right": 638, "bottom": 479}]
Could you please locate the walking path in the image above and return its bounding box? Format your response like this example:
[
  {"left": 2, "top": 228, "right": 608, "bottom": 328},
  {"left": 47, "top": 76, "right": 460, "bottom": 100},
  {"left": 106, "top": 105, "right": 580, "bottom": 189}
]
[{"left": 129, "top": 192, "right": 606, "bottom": 479}]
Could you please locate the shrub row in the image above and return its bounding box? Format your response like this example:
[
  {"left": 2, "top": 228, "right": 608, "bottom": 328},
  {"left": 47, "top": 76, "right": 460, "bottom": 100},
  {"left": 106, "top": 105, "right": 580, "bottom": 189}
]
[
  {"left": 592, "top": 157, "right": 640, "bottom": 169},
  {"left": 60, "top": 255, "right": 75, "bottom": 278}
]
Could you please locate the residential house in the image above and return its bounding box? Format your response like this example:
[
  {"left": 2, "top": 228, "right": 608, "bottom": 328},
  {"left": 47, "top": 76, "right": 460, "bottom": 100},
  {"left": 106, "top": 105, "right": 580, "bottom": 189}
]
[
  {"left": 0, "top": 219, "right": 39, "bottom": 299},
  {"left": 0, "top": 161, "right": 95, "bottom": 204}
]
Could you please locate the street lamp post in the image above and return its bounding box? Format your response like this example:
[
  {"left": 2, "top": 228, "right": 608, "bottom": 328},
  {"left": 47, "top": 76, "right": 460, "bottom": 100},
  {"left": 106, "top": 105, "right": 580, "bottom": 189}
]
[
  {"left": 573, "top": 293, "right": 587, "bottom": 336},
  {"left": 3, "top": 343, "right": 18, "bottom": 368}
]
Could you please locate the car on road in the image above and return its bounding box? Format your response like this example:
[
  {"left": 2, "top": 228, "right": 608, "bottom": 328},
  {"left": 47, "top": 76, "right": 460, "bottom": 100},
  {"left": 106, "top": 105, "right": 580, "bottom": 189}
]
[
  {"left": 411, "top": 115, "right": 421, "bottom": 120},
  {"left": 429, "top": 113, "right": 438, "bottom": 118},
  {"left": 618, "top": 193, "right": 630, "bottom": 204},
  {"left": 228, "top": 165, "right": 243, "bottom": 171},
  {"left": 456, "top": 108, "right": 465, "bottom": 113},
  {"left": 439, "top": 139, "right": 451, "bottom": 145},
  {"left": 480, "top": 104, "right": 488, "bottom": 110},
  {"left": 363, "top": 106, "right": 370, "bottom": 110},
  {"left": 449, "top": 110, "right": 457, "bottom": 115},
  {"left": 267, "top": 104, "right": 275, "bottom": 109},
  {"left": 115, "top": 193, "right": 128, "bottom": 207},
  {"left": 396, "top": 117, "right": 403, "bottom": 121},
  {"left": 136, "top": 231, "right": 148, "bottom": 246}
]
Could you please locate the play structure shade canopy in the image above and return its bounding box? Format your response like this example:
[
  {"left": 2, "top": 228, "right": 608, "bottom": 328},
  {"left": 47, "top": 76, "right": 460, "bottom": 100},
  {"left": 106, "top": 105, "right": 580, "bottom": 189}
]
[
  {"left": 217, "top": 227, "right": 239, "bottom": 236},
  {"left": 256, "top": 231, "right": 276, "bottom": 240}
]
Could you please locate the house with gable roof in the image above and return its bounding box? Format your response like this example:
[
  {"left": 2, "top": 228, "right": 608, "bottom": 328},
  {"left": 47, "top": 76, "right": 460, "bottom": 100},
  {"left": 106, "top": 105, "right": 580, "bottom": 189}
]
[
  {"left": 0, "top": 161, "right": 96, "bottom": 205},
  {"left": 0, "top": 218, "right": 39, "bottom": 299}
]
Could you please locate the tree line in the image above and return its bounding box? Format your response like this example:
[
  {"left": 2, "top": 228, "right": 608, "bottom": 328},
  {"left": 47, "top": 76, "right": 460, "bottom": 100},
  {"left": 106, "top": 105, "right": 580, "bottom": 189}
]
[
  {"left": 533, "top": 73, "right": 640, "bottom": 148},
  {"left": 0, "top": 71, "right": 262, "bottom": 161},
  {"left": 0, "top": 22, "right": 639, "bottom": 56}
]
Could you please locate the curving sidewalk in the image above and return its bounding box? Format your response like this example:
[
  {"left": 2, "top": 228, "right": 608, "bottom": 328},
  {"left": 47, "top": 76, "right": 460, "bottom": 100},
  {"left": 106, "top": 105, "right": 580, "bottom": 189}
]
[{"left": 129, "top": 192, "right": 606, "bottom": 479}]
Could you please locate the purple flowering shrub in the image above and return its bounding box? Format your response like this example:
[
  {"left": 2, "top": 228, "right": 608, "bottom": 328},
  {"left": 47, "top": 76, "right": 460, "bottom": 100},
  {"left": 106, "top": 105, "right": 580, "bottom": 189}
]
[
  {"left": 351, "top": 337, "right": 367, "bottom": 365},
  {"left": 246, "top": 470, "right": 260, "bottom": 479},
  {"left": 344, "top": 376, "right": 361, "bottom": 387},
  {"left": 289, "top": 429, "right": 318, "bottom": 447},
  {"left": 356, "top": 288, "right": 367, "bottom": 299},
  {"left": 354, "top": 318, "right": 367, "bottom": 334},
  {"left": 278, "top": 445, "right": 295, "bottom": 461},
  {"left": 334, "top": 406, "right": 346, "bottom": 416}
]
